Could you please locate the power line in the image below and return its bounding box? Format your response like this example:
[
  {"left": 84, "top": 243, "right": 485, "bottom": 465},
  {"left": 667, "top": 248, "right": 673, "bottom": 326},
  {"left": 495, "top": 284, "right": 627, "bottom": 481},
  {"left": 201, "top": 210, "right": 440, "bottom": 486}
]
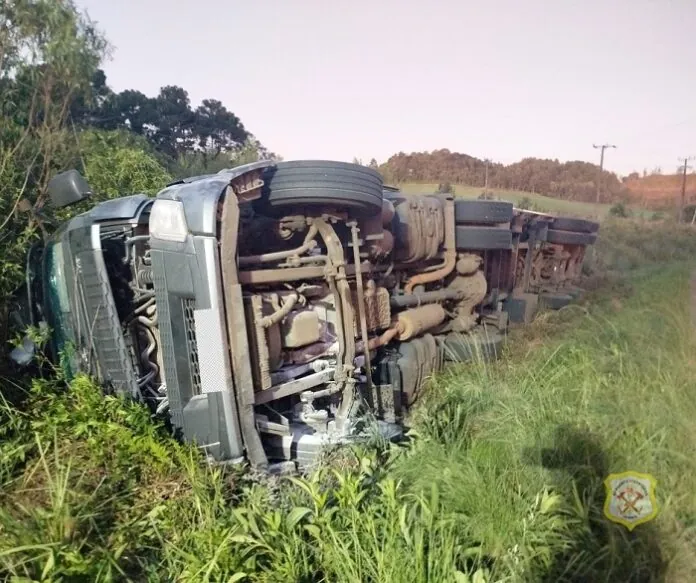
[
  {"left": 678, "top": 156, "right": 694, "bottom": 223},
  {"left": 593, "top": 144, "right": 616, "bottom": 204}
]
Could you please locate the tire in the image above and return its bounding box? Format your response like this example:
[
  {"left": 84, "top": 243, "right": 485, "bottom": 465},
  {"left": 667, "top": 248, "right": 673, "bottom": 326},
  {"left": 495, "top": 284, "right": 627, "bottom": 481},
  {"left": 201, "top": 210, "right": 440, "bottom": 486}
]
[
  {"left": 440, "top": 328, "right": 505, "bottom": 363},
  {"left": 539, "top": 293, "right": 573, "bottom": 310},
  {"left": 545, "top": 229, "right": 597, "bottom": 246},
  {"left": 455, "top": 225, "right": 512, "bottom": 250},
  {"left": 454, "top": 199, "right": 514, "bottom": 224},
  {"left": 551, "top": 217, "right": 599, "bottom": 233},
  {"left": 393, "top": 334, "right": 441, "bottom": 406},
  {"left": 258, "top": 160, "right": 383, "bottom": 216}
]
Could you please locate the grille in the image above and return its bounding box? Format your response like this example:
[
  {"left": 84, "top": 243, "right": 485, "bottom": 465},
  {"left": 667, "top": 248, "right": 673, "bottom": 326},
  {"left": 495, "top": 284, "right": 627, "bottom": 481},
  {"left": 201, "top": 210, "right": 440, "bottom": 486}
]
[{"left": 183, "top": 298, "right": 202, "bottom": 395}]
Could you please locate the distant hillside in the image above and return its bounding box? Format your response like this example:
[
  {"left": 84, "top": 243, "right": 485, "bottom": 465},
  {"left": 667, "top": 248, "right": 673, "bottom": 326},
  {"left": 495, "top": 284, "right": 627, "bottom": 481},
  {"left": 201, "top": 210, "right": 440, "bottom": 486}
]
[
  {"left": 622, "top": 173, "right": 696, "bottom": 208},
  {"left": 379, "top": 149, "right": 629, "bottom": 204}
]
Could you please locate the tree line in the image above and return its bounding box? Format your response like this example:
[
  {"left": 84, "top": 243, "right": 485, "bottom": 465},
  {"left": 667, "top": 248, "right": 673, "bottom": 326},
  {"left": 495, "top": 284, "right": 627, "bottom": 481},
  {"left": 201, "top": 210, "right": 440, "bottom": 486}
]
[
  {"left": 379, "top": 149, "right": 629, "bottom": 203},
  {"left": 70, "top": 72, "right": 278, "bottom": 170}
]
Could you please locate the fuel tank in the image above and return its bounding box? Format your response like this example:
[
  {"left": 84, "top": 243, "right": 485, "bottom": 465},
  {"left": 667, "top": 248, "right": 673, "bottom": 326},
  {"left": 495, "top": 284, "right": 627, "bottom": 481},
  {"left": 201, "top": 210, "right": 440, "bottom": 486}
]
[{"left": 388, "top": 194, "right": 445, "bottom": 263}]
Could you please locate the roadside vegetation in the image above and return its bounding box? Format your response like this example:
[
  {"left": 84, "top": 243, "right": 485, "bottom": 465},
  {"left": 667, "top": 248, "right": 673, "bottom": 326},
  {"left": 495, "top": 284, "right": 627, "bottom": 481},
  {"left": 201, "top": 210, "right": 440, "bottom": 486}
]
[
  {"left": 2, "top": 219, "right": 696, "bottom": 581},
  {"left": 0, "top": 0, "right": 275, "bottom": 352}
]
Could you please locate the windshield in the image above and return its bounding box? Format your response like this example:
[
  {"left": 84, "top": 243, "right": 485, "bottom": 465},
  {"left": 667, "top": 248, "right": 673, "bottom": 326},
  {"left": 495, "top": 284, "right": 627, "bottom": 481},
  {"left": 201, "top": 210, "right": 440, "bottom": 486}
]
[{"left": 44, "top": 238, "right": 77, "bottom": 374}]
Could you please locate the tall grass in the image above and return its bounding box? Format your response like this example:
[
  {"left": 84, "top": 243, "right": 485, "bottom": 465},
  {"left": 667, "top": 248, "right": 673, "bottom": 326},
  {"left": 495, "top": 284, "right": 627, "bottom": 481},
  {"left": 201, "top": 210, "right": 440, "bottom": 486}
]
[
  {"left": 395, "top": 262, "right": 696, "bottom": 580},
  {"left": 0, "top": 378, "right": 485, "bottom": 581},
  {"left": 589, "top": 218, "right": 696, "bottom": 273},
  {"left": 2, "top": 224, "right": 696, "bottom": 581}
]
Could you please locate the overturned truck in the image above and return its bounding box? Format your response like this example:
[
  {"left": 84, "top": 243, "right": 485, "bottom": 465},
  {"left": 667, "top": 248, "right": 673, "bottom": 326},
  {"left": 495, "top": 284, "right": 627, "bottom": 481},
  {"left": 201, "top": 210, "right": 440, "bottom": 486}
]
[
  {"left": 504, "top": 209, "right": 599, "bottom": 321},
  {"left": 9, "top": 161, "right": 598, "bottom": 470}
]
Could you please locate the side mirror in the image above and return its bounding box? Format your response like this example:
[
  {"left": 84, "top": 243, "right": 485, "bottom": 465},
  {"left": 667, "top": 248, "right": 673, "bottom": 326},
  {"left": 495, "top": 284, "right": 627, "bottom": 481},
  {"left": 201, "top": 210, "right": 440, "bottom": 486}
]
[{"left": 47, "top": 169, "right": 92, "bottom": 208}]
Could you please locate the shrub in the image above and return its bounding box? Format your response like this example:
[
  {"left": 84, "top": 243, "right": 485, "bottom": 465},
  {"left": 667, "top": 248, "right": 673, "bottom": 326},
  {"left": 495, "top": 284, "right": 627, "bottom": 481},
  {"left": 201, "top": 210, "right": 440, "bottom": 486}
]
[
  {"left": 436, "top": 181, "right": 454, "bottom": 194},
  {"left": 518, "top": 196, "right": 533, "bottom": 210},
  {"left": 609, "top": 202, "right": 630, "bottom": 218}
]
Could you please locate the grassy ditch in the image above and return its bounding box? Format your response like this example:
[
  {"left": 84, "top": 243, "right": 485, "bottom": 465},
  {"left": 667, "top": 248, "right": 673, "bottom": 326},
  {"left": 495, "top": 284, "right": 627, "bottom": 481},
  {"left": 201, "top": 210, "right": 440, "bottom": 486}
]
[
  {"left": 1, "top": 224, "right": 696, "bottom": 581},
  {"left": 395, "top": 262, "right": 696, "bottom": 581}
]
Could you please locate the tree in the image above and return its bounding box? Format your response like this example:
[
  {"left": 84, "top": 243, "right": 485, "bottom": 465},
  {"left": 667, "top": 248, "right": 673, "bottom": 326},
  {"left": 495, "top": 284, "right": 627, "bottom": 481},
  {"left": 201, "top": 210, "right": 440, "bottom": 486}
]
[
  {"left": 0, "top": 0, "right": 267, "bottom": 348},
  {"left": 379, "top": 150, "right": 628, "bottom": 203},
  {"left": 171, "top": 136, "right": 281, "bottom": 180},
  {"left": 194, "top": 99, "right": 247, "bottom": 157},
  {"left": 109, "top": 89, "right": 158, "bottom": 135},
  {"left": 151, "top": 85, "right": 195, "bottom": 157},
  {"left": 75, "top": 83, "right": 253, "bottom": 170},
  {"left": 0, "top": 0, "right": 108, "bottom": 337},
  {"left": 69, "top": 68, "right": 114, "bottom": 127}
]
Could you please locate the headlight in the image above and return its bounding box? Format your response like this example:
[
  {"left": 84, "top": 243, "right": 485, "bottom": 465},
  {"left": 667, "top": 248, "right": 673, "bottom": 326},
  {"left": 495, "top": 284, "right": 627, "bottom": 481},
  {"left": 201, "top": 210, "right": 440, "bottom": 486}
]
[{"left": 149, "top": 199, "right": 189, "bottom": 242}]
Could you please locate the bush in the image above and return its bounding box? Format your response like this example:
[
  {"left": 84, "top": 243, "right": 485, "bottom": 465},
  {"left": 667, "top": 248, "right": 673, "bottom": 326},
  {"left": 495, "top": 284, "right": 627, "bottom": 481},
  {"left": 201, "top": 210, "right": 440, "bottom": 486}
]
[
  {"left": 682, "top": 204, "right": 696, "bottom": 223},
  {"left": 588, "top": 218, "right": 696, "bottom": 272},
  {"left": 0, "top": 375, "right": 485, "bottom": 581},
  {"left": 609, "top": 202, "right": 630, "bottom": 218},
  {"left": 1, "top": 129, "right": 171, "bottom": 354},
  {"left": 436, "top": 181, "right": 453, "bottom": 194},
  {"left": 516, "top": 196, "right": 550, "bottom": 213},
  {"left": 518, "top": 196, "right": 533, "bottom": 210}
]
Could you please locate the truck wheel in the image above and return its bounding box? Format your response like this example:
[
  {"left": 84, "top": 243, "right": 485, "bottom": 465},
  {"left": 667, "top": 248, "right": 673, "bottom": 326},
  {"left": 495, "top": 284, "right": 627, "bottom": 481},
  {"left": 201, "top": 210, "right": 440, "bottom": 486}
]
[
  {"left": 545, "top": 229, "right": 597, "bottom": 246},
  {"left": 551, "top": 217, "right": 599, "bottom": 233},
  {"left": 259, "top": 160, "right": 383, "bottom": 216},
  {"left": 440, "top": 328, "right": 504, "bottom": 363},
  {"left": 391, "top": 334, "right": 440, "bottom": 406},
  {"left": 455, "top": 225, "right": 512, "bottom": 250},
  {"left": 454, "top": 200, "right": 514, "bottom": 224}
]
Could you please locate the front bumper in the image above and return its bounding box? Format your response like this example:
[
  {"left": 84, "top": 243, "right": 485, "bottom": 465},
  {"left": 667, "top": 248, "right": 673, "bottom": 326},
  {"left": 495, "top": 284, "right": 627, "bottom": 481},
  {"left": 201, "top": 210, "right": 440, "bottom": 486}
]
[{"left": 150, "top": 234, "right": 244, "bottom": 460}]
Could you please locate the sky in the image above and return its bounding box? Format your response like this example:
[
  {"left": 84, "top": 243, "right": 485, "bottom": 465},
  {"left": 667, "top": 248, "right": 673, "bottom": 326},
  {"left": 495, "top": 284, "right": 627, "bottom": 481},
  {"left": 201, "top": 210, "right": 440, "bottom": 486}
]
[{"left": 77, "top": 0, "right": 696, "bottom": 176}]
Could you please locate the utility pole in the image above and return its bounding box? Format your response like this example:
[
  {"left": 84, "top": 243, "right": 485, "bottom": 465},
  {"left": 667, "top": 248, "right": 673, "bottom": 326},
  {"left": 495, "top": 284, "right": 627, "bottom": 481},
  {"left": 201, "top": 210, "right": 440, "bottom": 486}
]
[
  {"left": 678, "top": 156, "right": 694, "bottom": 223},
  {"left": 484, "top": 158, "right": 490, "bottom": 194},
  {"left": 593, "top": 144, "right": 616, "bottom": 204}
]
